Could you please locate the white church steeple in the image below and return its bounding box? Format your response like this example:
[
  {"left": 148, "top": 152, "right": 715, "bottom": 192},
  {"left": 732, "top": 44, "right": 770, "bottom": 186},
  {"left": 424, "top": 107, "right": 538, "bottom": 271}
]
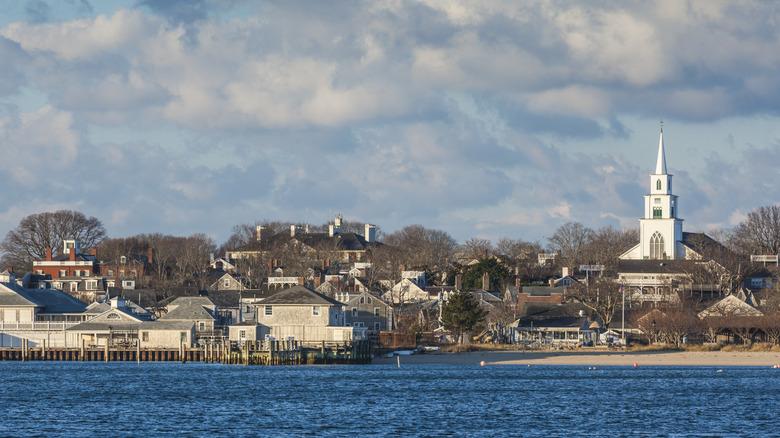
[
  {"left": 655, "top": 127, "right": 667, "bottom": 174},
  {"left": 621, "top": 125, "right": 685, "bottom": 261}
]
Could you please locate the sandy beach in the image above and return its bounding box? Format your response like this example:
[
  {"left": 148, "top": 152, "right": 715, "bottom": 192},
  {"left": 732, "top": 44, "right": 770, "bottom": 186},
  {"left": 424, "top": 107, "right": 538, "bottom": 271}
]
[{"left": 371, "top": 349, "right": 780, "bottom": 367}]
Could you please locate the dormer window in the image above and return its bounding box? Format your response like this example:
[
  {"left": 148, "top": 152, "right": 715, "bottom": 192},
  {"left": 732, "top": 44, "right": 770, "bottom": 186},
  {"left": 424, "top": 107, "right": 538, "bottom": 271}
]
[{"left": 120, "top": 256, "right": 126, "bottom": 265}]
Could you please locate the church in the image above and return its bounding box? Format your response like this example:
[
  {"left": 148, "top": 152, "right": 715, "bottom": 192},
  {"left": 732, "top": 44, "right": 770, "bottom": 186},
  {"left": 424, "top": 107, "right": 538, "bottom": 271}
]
[{"left": 617, "top": 128, "right": 724, "bottom": 304}]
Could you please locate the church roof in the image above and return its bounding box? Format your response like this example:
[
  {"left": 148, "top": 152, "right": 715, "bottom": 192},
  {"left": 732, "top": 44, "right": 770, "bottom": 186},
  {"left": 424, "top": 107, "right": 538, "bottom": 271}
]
[
  {"left": 617, "top": 259, "right": 690, "bottom": 274},
  {"left": 655, "top": 128, "right": 667, "bottom": 174}
]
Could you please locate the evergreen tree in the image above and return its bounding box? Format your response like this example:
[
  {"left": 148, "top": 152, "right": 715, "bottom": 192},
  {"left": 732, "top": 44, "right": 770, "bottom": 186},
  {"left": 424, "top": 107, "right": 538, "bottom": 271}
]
[
  {"left": 462, "top": 257, "right": 510, "bottom": 291},
  {"left": 440, "top": 290, "right": 488, "bottom": 343}
]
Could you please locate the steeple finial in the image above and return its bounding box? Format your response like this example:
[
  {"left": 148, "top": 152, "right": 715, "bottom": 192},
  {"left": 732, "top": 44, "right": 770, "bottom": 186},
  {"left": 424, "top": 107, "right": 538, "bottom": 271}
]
[{"left": 655, "top": 124, "right": 667, "bottom": 174}]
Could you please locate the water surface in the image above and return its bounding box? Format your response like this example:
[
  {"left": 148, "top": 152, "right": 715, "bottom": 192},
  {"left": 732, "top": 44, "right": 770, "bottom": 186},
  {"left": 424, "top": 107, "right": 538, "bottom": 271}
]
[{"left": 1, "top": 362, "right": 777, "bottom": 436}]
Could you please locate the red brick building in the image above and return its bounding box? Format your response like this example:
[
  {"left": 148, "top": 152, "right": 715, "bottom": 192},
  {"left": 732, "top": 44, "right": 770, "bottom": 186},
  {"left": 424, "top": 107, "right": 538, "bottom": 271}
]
[{"left": 33, "top": 239, "right": 98, "bottom": 279}]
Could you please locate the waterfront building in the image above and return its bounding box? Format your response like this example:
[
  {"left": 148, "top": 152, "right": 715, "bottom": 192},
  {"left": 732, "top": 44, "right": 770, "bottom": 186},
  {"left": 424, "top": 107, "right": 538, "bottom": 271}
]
[
  {"left": 255, "top": 285, "right": 366, "bottom": 342},
  {"left": 0, "top": 269, "right": 87, "bottom": 347}
]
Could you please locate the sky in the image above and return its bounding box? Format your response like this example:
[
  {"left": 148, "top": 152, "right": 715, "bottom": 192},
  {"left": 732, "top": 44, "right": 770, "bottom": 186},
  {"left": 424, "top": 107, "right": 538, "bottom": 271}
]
[{"left": 1, "top": 0, "right": 779, "bottom": 248}]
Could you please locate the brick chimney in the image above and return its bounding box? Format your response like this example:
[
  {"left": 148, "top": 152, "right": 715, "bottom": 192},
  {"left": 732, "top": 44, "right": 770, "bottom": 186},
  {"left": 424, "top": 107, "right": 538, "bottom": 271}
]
[
  {"left": 91, "top": 248, "right": 97, "bottom": 257},
  {"left": 70, "top": 248, "right": 76, "bottom": 261},
  {"left": 46, "top": 248, "right": 52, "bottom": 261},
  {"left": 147, "top": 248, "right": 154, "bottom": 265}
]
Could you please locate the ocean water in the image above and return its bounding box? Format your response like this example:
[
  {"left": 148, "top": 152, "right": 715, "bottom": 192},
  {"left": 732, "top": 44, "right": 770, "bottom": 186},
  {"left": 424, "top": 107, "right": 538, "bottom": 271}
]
[{"left": 1, "top": 361, "right": 778, "bottom": 437}]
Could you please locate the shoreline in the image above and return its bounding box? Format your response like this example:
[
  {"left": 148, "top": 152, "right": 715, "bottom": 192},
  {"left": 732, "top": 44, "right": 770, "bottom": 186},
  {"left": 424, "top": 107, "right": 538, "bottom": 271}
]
[{"left": 371, "top": 349, "right": 780, "bottom": 367}]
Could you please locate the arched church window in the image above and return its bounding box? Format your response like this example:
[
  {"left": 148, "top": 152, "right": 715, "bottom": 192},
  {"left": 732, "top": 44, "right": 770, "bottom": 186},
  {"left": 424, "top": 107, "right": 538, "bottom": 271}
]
[
  {"left": 656, "top": 179, "right": 662, "bottom": 190},
  {"left": 650, "top": 232, "right": 664, "bottom": 260}
]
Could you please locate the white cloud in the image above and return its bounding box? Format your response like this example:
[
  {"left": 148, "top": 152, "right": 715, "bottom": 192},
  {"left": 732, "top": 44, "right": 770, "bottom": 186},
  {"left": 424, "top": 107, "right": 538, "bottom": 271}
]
[
  {"left": 0, "top": 106, "right": 80, "bottom": 185},
  {"left": 527, "top": 86, "right": 611, "bottom": 118}
]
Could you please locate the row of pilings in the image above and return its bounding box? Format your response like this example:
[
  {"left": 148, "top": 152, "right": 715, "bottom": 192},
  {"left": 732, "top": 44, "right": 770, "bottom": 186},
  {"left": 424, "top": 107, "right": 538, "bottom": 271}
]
[{"left": 0, "top": 339, "right": 372, "bottom": 365}]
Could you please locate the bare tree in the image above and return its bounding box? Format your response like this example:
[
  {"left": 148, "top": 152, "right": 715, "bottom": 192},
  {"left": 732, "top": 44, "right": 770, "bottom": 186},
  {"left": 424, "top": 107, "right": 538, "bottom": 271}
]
[
  {"left": 385, "top": 225, "right": 457, "bottom": 270},
  {"left": 1, "top": 210, "right": 106, "bottom": 270},
  {"left": 547, "top": 222, "right": 593, "bottom": 268},
  {"left": 732, "top": 205, "right": 780, "bottom": 255},
  {"left": 570, "top": 277, "right": 622, "bottom": 329},
  {"left": 460, "top": 237, "right": 494, "bottom": 260},
  {"left": 655, "top": 309, "right": 697, "bottom": 347},
  {"left": 697, "top": 316, "right": 725, "bottom": 344},
  {"left": 583, "top": 226, "right": 638, "bottom": 275}
]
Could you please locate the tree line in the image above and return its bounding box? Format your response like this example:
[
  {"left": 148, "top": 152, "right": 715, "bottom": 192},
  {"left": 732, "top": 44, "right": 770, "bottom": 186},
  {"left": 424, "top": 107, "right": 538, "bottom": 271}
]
[{"left": 2, "top": 206, "right": 779, "bottom": 295}]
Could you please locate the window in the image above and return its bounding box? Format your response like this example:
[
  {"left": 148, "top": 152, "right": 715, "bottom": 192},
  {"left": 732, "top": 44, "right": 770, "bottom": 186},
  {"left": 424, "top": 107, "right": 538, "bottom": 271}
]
[
  {"left": 351, "top": 307, "right": 357, "bottom": 317},
  {"left": 224, "top": 278, "right": 230, "bottom": 287},
  {"left": 374, "top": 322, "right": 381, "bottom": 331},
  {"left": 354, "top": 322, "right": 364, "bottom": 327},
  {"left": 238, "top": 330, "right": 247, "bottom": 340},
  {"left": 119, "top": 269, "right": 125, "bottom": 276},
  {"left": 142, "top": 331, "right": 149, "bottom": 342},
  {"left": 653, "top": 207, "right": 662, "bottom": 218},
  {"left": 108, "top": 269, "right": 114, "bottom": 276},
  {"left": 180, "top": 332, "right": 187, "bottom": 343},
  {"left": 359, "top": 296, "right": 365, "bottom": 304},
  {"left": 35, "top": 270, "right": 43, "bottom": 275},
  {"left": 120, "top": 256, "right": 126, "bottom": 265},
  {"left": 654, "top": 198, "right": 661, "bottom": 204},
  {"left": 374, "top": 307, "right": 380, "bottom": 317},
  {"left": 312, "top": 305, "right": 321, "bottom": 316},
  {"left": 70, "top": 283, "right": 78, "bottom": 292},
  {"left": 656, "top": 179, "right": 661, "bottom": 190},
  {"left": 650, "top": 232, "right": 665, "bottom": 260},
  {"left": 367, "top": 297, "right": 372, "bottom": 304},
  {"left": 265, "top": 306, "right": 273, "bottom": 316},
  {"left": 59, "top": 270, "right": 67, "bottom": 278}
]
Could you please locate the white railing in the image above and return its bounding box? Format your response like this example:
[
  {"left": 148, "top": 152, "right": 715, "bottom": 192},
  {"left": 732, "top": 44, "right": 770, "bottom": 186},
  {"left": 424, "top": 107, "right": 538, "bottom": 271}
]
[
  {"left": 0, "top": 321, "right": 80, "bottom": 331},
  {"left": 751, "top": 254, "right": 779, "bottom": 263}
]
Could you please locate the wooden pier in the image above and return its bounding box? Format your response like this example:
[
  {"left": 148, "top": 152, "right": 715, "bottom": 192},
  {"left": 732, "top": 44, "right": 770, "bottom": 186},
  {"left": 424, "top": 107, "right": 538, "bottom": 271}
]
[{"left": 0, "top": 339, "right": 372, "bottom": 365}]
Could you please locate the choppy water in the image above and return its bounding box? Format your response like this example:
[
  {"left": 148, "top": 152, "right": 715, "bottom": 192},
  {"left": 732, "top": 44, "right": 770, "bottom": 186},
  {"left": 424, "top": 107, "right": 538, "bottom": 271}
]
[{"left": 1, "top": 361, "right": 778, "bottom": 437}]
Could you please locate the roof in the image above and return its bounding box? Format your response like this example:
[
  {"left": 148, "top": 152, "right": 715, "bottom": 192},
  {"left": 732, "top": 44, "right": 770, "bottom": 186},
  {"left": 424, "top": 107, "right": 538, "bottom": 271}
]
[
  {"left": 698, "top": 295, "right": 763, "bottom": 318},
  {"left": 67, "top": 320, "right": 194, "bottom": 332},
  {"left": 259, "top": 285, "right": 343, "bottom": 306},
  {"left": 511, "top": 316, "right": 591, "bottom": 330},
  {"left": 617, "top": 259, "right": 691, "bottom": 274},
  {"left": 167, "top": 296, "right": 216, "bottom": 309},
  {"left": 159, "top": 301, "right": 216, "bottom": 321},
  {"left": 228, "top": 231, "right": 381, "bottom": 254},
  {"left": 0, "top": 284, "right": 87, "bottom": 313},
  {"left": 519, "top": 286, "right": 565, "bottom": 296}
]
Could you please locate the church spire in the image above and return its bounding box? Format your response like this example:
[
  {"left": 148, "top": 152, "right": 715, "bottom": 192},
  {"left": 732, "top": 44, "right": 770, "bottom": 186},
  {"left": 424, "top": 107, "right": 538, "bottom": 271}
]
[{"left": 655, "top": 124, "right": 667, "bottom": 174}]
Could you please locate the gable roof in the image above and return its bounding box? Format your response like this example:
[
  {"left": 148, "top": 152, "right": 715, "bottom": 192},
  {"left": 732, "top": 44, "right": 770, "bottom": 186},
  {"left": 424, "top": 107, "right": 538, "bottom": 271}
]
[
  {"left": 698, "top": 295, "right": 763, "bottom": 318},
  {"left": 259, "top": 285, "right": 343, "bottom": 306},
  {"left": 159, "top": 301, "right": 216, "bottom": 321}
]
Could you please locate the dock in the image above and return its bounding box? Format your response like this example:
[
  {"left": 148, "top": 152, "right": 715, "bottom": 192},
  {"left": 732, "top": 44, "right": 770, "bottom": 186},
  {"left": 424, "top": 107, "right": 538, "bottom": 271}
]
[{"left": 0, "top": 339, "right": 372, "bottom": 365}]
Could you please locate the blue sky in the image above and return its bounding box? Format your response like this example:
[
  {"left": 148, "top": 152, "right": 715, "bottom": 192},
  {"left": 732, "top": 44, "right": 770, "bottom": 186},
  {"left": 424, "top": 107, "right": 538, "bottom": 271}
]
[{"left": 1, "top": 0, "right": 779, "bottom": 247}]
